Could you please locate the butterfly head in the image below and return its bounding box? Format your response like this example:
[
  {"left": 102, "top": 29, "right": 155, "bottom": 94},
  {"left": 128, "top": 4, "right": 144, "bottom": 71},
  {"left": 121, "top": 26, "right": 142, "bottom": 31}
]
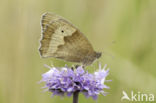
[{"left": 95, "top": 52, "right": 102, "bottom": 59}]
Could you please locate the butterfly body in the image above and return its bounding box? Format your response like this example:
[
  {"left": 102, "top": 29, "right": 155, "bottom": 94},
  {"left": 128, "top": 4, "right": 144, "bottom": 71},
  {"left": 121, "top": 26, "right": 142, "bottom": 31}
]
[{"left": 39, "top": 12, "right": 101, "bottom": 66}]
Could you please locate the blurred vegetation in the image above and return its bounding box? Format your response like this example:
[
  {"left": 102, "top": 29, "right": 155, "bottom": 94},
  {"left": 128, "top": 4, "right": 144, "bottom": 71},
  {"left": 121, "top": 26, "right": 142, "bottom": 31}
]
[{"left": 0, "top": 0, "right": 156, "bottom": 103}]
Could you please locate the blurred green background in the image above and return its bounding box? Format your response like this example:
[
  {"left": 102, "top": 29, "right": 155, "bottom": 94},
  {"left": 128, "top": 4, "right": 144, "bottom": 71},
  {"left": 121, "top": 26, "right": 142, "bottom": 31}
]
[{"left": 0, "top": 0, "right": 156, "bottom": 103}]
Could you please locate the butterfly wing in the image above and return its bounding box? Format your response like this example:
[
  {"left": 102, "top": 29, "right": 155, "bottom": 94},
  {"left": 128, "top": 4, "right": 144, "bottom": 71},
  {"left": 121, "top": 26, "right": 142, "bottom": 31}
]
[{"left": 39, "top": 12, "right": 97, "bottom": 64}]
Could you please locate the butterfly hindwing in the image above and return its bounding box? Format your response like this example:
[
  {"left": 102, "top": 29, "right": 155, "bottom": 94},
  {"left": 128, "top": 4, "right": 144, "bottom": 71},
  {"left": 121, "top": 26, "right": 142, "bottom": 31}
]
[{"left": 53, "top": 29, "right": 95, "bottom": 63}]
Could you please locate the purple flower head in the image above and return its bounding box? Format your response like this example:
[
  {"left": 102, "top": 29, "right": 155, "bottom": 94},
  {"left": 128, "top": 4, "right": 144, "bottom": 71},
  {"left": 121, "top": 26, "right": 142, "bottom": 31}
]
[{"left": 41, "top": 64, "right": 110, "bottom": 100}]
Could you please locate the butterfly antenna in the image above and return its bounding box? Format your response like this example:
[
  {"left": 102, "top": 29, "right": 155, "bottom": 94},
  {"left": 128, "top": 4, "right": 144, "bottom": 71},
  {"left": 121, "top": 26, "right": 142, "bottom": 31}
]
[
  {"left": 98, "top": 40, "right": 116, "bottom": 60},
  {"left": 108, "top": 40, "right": 116, "bottom": 47},
  {"left": 102, "top": 51, "right": 115, "bottom": 60}
]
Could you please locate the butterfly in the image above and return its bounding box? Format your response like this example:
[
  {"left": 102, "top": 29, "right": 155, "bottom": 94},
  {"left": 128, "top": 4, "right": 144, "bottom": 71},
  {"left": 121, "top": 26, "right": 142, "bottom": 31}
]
[{"left": 39, "top": 12, "right": 101, "bottom": 66}]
